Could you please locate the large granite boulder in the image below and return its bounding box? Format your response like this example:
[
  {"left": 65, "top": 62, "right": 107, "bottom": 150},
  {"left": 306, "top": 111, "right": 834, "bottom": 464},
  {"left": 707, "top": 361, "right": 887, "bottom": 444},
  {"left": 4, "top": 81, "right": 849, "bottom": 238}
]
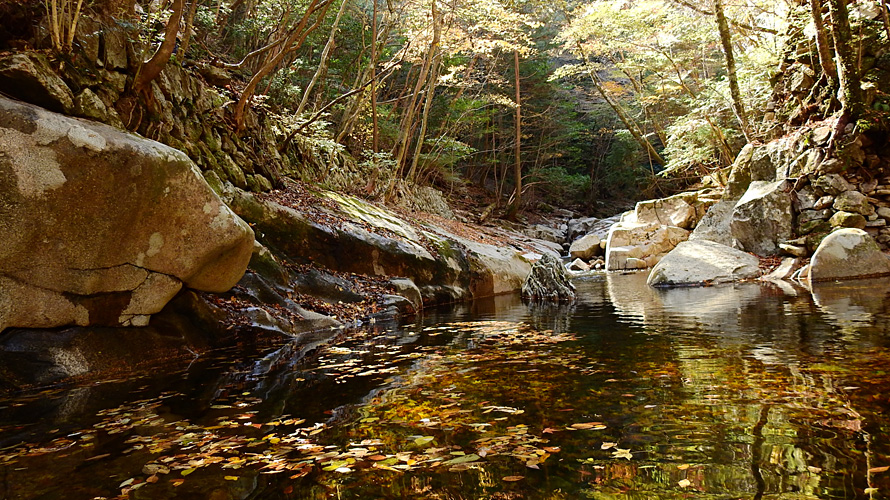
[
  {"left": 0, "top": 97, "right": 255, "bottom": 330},
  {"left": 807, "top": 228, "right": 890, "bottom": 282},
  {"left": 647, "top": 240, "right": 762, "bottom": 287},
  {"left": 730, "top": 180, "right": 793, "bottom": 256},
  {"left": 605, "top": 214, "right": 690, "bottom": 271}
]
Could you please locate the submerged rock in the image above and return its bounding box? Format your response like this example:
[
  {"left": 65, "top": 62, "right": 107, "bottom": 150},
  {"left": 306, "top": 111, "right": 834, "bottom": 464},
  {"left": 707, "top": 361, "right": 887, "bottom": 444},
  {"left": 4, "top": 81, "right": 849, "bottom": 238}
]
[
  {"left": 647, "top": 240, "right": 761, "bottom": 287},
  {"left": 807, "top": 228, "right": 890, "bottom": 282},
  {"left": 0, "top": 97, "right": 254, "bottom": 331},
  {"left": 522, "top": 254, "right": 575, "bottom": 301}
]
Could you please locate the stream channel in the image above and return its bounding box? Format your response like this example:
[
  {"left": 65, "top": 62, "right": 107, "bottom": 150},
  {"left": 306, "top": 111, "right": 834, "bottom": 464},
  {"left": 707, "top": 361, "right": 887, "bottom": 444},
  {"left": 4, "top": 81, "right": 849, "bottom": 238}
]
[{"left": 2, "top": 272, "right": 890, "bottom": 499}]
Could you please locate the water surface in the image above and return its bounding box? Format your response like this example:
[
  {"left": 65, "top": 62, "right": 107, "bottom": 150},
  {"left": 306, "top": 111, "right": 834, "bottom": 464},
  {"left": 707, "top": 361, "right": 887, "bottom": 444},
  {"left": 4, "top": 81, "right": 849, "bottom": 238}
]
[{"left": 2, "top": 273, "right": 890, "bottom": 499}]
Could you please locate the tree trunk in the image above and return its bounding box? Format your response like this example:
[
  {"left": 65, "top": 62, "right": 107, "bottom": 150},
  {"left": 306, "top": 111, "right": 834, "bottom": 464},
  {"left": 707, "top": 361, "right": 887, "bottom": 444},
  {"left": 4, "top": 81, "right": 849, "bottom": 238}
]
[
  {"left": 809, "top": 0, "right": 838, "bottom": 84},
  {"left": 715, "top": 0, "right": 750, "bottom": 140},
  {"left": 406, "top": 16, "right": 442, "bottom": 183},
  {"left": 133, "top": 0, "right": 184, "bottom": 92},
  {"left": 296, "top": 0, "right": 350, "bottom": 115},
  {"left": 233, "top": 0, "right": 333, "bottom": 131},
  {"left": 826, "top": 0, "right": 863, "bottom": 119},
  {"left": 506, "top": 49, "right": 522, "bottom": 220},
  {"left": 180, "top": 0, "right": 201, "bottom": 61},
  {"left": 371, "top": 0, "right": 379, "bottom": 153},
  {"left": 391, "top": 0, "right": 438, "bottom": 172}
]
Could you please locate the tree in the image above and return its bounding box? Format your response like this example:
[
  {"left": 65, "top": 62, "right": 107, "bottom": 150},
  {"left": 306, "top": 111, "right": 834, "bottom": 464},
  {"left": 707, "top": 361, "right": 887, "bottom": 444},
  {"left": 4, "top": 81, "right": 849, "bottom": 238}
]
[
  {"left": 133, "top": 0, "right": 184, "bottom": 92},
  {"left": 826, "top": 0, "right": 863, "bottom": 121},
  {"left": 233, "top": 0, "right": 335, "bottom": 131},
  {"left": 714, "top": 0, "right": 749, "bottom": 140}
]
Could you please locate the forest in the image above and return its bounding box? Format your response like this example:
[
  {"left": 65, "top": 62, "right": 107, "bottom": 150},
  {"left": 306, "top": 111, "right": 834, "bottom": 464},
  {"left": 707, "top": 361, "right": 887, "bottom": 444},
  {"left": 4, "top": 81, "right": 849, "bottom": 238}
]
[{"left": 9, "top": 0, "right": 881, "bottom": 216}]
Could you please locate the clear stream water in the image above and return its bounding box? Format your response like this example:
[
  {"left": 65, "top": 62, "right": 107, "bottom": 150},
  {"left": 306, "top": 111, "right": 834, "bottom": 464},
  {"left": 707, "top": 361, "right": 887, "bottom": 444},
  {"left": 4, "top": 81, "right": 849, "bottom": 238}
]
[{"left": 2, "top": 273, "right": 890, "bottom": 499}]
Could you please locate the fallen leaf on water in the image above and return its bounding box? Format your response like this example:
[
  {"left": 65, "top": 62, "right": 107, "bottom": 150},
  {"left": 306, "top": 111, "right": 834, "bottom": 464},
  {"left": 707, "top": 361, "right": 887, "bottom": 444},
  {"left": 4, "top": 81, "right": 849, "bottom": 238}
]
[
  {"left": 611, "top": 448, "right": 632, "bottom": 460},
  {"left": 146, "top": 475, "right": 159, "bottom": 484},
  {"left": 171, "top": 479, "right": 185, "bottom": 487},
  {"left": 865, "top": 487, "right": 879, "bottom": 494},
  {"left": 543, "top": 446, "right": 560, "bottom": 453},
  {"left": 368, "top": 455, "right": 387, "bottom": 461},
  {"left": 677, "top": 464, "right": 690, "bottom": 470},
  {"left": 542, "top": 428, "right": 557, "bottom": 434},
  {"left": 570, "top": 422, "right": 605, "bottom": 430},
  {"left": 869, "top": 466, "right": 890, "bottom": 473},
  {"left": 503, "top": 475, "right": 524, "bottom": 481},
  {"left": 414, "top": 436, "right": 435, "bottom": 446},
  {"left": 284, "top": 486, "right": 294, "bottom": 494},
  {"left": 224, "top": 476, "right": 239, "bottom": 481},
  {"left": 678, "top": 479, "right": 691, "bottom": 488},
  {"left": 181, "top": 468, "right": 196, "bottom": 476},
  {"left": 601, "top": 442, "right": 617, "bottom": 450}
]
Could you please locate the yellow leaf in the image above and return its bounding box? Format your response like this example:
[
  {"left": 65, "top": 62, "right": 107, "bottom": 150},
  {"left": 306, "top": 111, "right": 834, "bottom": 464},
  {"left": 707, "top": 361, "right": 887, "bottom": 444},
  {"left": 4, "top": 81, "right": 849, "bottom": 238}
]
[
  {"left": 224, "top": 476, "right": 239, "bottom": 481},
  {"left": 678, "top": 479, "right": 692, "bottom": 488}
]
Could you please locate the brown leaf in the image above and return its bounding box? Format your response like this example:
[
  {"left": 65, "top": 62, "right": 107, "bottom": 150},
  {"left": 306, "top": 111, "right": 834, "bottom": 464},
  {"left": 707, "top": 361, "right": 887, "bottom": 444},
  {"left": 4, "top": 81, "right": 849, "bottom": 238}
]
[
  {"left": 502, "top": 475, "right": 524, "bottom": 481},
  {"left": 869, "top": 466, "right": 890, "bottom": 473}
]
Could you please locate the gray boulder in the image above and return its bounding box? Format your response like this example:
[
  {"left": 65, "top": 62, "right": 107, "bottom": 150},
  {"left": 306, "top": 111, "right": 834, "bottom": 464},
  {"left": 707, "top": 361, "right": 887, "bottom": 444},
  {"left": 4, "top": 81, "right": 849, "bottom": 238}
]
[
  {"left": 690, "top": 199, "right": 735, "bottom": 246},
  {"left": 730, "top": 180, "right": 793, "bottom": 256},
  {"left": 0, "top": 97, "right": 255, "bottom": 330},
  {"left": 647, "top": 240, "right": 762, "bottom": 287},
  {"left": 0, "top": 53, "right": 75, "bottom": 114},
  {"left": 807, "top": 228, "right": 890, "bottom": 282}
]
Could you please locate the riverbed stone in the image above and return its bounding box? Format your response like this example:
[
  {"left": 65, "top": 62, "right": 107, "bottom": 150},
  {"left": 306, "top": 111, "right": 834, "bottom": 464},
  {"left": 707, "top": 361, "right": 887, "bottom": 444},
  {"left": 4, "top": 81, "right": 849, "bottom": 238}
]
[
  {"left": 569, "top": 233, "right": 602, "bottom": 259},
  {"left": 730, "top": 180, "right": 793, "bottom": 256},
  {"left": 647, "top": 240, "right": 762, "bottom": 287},
  {"left": 807, "top": 228, "right": 890, "bottom": 282},
  {"left": 0, "top": 96, "right": 255, "bottom": 331},
  {"left": 634, "top": 193, "right": 697, "bottom": 229},
  {"left": 522, "top": 253, "right": 575, "bottom": 301}
]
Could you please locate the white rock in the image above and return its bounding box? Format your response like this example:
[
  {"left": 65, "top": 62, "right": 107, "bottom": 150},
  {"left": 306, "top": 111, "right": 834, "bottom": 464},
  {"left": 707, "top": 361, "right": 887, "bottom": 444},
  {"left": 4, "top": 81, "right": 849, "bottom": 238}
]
[
  {"left": 807, "top": 228, "right": 890, "bottom": 282},
  {"left": 647, "top": 240, "right": 762, "bottom": 287},
  {"left": 569, "top": 233, "right": 602, "bottom": 260}
]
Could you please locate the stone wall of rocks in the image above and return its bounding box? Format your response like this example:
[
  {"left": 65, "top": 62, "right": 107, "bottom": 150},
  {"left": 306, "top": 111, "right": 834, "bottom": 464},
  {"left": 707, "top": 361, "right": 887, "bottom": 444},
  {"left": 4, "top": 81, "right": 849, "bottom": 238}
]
[{"left": 0, "top": 17, "right": 374, "bottom": 198}]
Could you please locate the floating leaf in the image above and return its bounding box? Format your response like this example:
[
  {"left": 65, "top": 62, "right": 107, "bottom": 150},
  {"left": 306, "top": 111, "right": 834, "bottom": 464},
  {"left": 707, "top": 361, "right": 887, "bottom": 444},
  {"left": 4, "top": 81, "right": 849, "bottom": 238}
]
[
  {"left": 414, "top": 436, "right": 435, "bottom": 446},
  {"left": 869, "top": 466, "right": 890, "bottom": 473},
  {"left": 570, "top": 422, "right": 606, "bottom": 430},
  {"left": 224, "top": 476, "right": 239, "bottom": 481},
  {"left": 678, "top": 479, "right": 692, "bottom": 488},
  {"left": 181, "top": 468, "right": 196, "bottom": 476},
  {"left": 611, "top": 448, "right": 632, "bottom": 460},
  {"left": 503, "top": 475, "right": 524, "bottom": 481},
  {"left": 444, "top": 453, "right": 480, "bottom": 465},
  {"left": 543, "top": 446, "right": 560, "bottom": 453},
  {"left": 601, "top": 442, "right": 617, "bottom": 450},
  {"left": 170, "top": 479, "right": 185, "bottom": 487}
]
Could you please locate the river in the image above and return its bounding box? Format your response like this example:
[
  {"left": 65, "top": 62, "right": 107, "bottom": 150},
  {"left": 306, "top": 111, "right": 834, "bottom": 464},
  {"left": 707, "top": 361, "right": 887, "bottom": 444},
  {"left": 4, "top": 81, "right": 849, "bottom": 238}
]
[{"left": 2, "top": 272, "right": 890, "bottom": 499}]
